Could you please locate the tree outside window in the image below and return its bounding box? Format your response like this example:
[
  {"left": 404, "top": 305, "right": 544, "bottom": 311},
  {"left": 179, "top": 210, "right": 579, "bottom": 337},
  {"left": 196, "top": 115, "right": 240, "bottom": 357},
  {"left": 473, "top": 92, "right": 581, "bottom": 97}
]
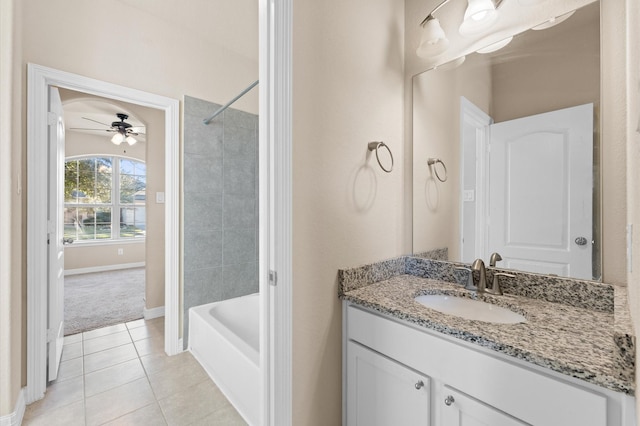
[{"left": 64, "top": 156, "right": 146, "bottom": 242}]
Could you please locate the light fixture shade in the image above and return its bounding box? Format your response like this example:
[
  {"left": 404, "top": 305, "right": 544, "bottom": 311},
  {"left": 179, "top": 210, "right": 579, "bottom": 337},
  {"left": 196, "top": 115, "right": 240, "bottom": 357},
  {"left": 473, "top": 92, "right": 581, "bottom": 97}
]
[
  {"left": 126, "top": 135, "right": 137, "bottom": 146},
  {"left": 459, "top": 0, "right": 498, "bottom": 36},
  {"left": 111, "top": 133, "right": 124, "bottom": 145},
  {"left": 476, "top": 36, "right": 513, "bottom": 53},
  {"left": 416, "top": 17, "right": 449, "bottom": 58},
  {"left": 434, "top": 56, "right": 466, "bottom": 71},
  {"left": 532, "top": 11, "right": 575, "bottom": 30}
]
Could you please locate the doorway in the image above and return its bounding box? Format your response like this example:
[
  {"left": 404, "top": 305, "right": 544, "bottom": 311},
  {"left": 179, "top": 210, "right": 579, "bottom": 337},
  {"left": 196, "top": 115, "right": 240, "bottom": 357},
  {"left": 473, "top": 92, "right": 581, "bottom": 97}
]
[
  {"left": 26, "top": 64, "right": 181, "bottom": 403},
  {"left": 60, "top": 93, "right": 156, "bottom": 336}
]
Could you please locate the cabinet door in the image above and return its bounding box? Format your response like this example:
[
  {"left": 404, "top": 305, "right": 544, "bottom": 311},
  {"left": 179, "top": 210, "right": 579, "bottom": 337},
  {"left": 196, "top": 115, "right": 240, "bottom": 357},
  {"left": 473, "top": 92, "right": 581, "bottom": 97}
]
[
  {"left": 347, "top": 341, "right": 431, "bottom": 426},
  {"left": 440, "top": 386, "right": 529, "bottom": 426}
]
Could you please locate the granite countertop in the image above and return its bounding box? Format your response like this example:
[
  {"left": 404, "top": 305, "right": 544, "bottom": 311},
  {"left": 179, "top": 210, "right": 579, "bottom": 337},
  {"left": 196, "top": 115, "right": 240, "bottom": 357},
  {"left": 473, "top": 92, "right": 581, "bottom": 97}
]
[{"left": 339, "top": 256, "right": 636, "bottom": 395}]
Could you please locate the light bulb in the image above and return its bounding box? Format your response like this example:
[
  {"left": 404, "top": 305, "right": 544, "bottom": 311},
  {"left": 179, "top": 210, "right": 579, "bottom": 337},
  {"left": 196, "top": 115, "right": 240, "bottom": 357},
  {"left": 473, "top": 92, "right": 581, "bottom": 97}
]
[
  {"left": 126, "top": 135, "right": 137, "bottom": 146},
  {"left": 111, "top": 133, "right": 124, "bottom": 145},
  {"left": 459, "top": 0, "right": 498, "bottom": 36}
]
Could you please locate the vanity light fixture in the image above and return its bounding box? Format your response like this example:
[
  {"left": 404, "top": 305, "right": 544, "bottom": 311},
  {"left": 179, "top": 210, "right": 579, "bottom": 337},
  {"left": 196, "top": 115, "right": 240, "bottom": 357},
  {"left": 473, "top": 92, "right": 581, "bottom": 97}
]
[
  {"left": 434, "top": 56, "right": 466, "bottom": 70},
  {"left": 531, "top": 10, "right": 575, "bottom": 30},
  {"left": 476, "top": 35, "right": 513, "bottom": 53},
  {"left": 416, "top": 0, "right": 504, "bottom": 59},
  {"left": 417, "top": 16, "right": 450, "bottom": 57},
  {"left": 459, "top": 0, "right": 498, "bottom": 36}
]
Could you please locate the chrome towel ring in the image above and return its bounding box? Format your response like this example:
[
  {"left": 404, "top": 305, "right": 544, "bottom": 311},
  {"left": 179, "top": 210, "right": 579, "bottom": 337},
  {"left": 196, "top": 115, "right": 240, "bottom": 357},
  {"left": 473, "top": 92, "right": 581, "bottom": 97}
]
[
  {"left": 368, "top": 141, "right": 394, "bottom": 173},
  {"left": 427, "top": 158, "right": 447, "bottom": 182}
]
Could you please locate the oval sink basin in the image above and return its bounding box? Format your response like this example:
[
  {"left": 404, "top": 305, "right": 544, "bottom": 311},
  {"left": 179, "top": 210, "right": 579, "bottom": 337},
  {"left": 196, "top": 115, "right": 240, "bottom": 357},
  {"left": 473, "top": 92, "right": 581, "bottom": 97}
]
[{"left": 414, "top": 294, "right": 526, "bottom": 324}]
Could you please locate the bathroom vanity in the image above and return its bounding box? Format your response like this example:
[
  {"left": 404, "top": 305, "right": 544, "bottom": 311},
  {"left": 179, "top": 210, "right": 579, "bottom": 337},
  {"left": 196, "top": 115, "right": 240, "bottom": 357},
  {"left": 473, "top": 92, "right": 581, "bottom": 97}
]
[{"left": 339, "top": 257, "right": 636, "bottom": 426}]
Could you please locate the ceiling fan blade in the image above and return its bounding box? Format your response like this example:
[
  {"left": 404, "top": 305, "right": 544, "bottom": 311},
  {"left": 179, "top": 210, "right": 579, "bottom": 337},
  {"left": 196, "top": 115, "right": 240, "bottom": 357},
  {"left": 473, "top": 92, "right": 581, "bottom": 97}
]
[
  {"left": 81, "top": 117, "right": 112, "bottom": 127},
  {"left": 68, "top": 127, "right": 116, "bottom": 132}
]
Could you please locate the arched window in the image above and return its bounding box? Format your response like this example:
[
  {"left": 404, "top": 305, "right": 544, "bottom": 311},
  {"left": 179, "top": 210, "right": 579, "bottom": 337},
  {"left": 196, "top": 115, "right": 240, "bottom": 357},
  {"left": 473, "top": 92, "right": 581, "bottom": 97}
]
[{"left": 64, "top": 156, "right": 146, "bottom": 242}]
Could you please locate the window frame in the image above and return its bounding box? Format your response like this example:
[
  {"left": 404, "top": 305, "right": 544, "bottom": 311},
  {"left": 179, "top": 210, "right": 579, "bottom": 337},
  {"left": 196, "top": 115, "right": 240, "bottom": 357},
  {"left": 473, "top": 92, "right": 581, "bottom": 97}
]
[{"left": 64, "top": 154, "right": 146, "bottom": 243}]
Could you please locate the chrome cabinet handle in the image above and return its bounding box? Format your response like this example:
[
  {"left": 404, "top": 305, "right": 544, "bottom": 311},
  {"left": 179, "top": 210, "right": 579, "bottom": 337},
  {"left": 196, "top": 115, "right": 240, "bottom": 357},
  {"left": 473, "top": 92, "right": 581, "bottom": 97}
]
[
  {"left": 415, "top": 380, "right": 424, "bottom": 390},
  {"left": 444, "top": 395, "right": 455, "bottom": 406}
]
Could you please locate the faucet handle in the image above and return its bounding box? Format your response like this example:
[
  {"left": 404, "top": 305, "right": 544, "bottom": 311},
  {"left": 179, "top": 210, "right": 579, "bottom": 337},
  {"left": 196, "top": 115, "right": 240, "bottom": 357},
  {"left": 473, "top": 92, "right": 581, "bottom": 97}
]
[
  {"left": 489, "top": 252, "right": 502, "bottom": 267},
  {"left": 454, "top": 266, "right": 475, "bottom": 291},
  {"left": 487, "top": 272, "right": 516, "bottom": 295}
]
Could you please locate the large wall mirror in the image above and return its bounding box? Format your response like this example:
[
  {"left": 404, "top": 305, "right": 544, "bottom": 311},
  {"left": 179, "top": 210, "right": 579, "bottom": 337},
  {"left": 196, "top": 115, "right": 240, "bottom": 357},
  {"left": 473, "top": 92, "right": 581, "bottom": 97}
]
[{"left": 412, "top": 1, "right": 601, "bottom": 281}]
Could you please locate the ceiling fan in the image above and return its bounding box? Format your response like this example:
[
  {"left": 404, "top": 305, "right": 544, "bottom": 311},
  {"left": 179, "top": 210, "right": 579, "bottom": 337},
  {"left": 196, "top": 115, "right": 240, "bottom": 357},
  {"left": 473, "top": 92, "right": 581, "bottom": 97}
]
[{"left": 71, "top": 113, "right": 144, "bottom": 146}]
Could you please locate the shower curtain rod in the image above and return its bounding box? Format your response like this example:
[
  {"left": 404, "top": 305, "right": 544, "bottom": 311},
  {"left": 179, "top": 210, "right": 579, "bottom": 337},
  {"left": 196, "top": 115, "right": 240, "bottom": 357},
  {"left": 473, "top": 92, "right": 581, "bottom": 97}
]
[{"left": 203, "top": 79, "right": 259, "bottom": 125}]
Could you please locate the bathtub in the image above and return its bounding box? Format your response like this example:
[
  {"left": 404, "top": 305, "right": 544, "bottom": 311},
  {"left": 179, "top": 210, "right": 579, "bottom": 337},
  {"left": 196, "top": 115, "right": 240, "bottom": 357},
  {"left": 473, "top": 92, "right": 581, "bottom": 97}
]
[{"left": 189, "top": 293, "right": 260, "bottom": 425}]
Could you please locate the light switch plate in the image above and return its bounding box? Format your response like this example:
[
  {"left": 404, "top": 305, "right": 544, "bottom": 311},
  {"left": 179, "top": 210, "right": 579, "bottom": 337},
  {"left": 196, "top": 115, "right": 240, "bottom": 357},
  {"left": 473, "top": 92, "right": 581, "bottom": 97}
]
[
  {"left": 462, "top": 190, "right": 475, "bottom": 202},
  {"left": 156, "top": 192, "right": 165, "bottom": 204}
]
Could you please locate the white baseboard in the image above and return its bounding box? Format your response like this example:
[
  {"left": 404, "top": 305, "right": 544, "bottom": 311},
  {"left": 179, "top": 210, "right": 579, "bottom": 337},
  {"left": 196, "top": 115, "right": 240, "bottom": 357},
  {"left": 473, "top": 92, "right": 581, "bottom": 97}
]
[
  {"left": 64, "top": 262, "right": 145, "bottom": 276},
  {"left": 0, "top": 388, "right": 25, "bottom": 426},
  {"left": 144, "top": 305, "right": 165, "bottom": 320}
]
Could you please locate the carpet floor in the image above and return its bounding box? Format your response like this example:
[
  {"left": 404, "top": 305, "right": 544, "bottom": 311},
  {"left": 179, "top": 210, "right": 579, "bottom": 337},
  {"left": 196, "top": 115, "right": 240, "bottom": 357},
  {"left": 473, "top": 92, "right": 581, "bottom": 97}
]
[{"left": 64, "top": 267, "right": 145, "bottom": 336}]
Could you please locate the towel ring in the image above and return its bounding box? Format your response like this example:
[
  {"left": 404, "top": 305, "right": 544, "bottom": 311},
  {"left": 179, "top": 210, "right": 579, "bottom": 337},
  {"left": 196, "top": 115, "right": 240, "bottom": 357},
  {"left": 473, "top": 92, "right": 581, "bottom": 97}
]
[
  {"left": 427, "top": 158, "right": 447, "bottom": 182},
  {"left": 368, "top": 141, "right": 394, "bottom": 173}
]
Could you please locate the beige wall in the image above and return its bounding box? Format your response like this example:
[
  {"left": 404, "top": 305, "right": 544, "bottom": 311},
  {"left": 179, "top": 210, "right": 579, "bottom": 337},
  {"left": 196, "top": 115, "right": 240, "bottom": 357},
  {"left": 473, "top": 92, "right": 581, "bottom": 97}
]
[
  {"left": 292, "top": 0, "right": 406, "bottom": 423},
  {"left": 0, "top": 0, "right": 258, "bottom": 416},
  {"left": 64, "top": 243, "right": 145, "bottom": 271}
]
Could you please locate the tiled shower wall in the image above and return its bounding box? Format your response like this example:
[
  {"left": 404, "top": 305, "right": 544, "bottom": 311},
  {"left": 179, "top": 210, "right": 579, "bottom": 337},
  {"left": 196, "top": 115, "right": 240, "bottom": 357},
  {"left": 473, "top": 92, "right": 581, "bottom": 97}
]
[{"left": 183, "top": 95, "right": 258, "bottom": 347}]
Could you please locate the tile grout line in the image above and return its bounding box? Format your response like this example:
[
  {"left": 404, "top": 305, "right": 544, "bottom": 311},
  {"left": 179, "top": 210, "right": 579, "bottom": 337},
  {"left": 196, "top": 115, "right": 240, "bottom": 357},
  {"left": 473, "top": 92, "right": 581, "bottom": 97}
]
[{"left": 126, "top": 320, "right": 170, "bottom": 426}]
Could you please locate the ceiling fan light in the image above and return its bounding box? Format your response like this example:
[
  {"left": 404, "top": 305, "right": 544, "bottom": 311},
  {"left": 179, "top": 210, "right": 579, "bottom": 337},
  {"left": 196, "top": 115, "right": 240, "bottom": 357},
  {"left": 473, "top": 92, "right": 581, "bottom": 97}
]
[
  {"left": 126, "top": 135, "right": 137, "bottom": 146},
  {"left": 111, "top": 133, "right": 124, "bottom": 145}
]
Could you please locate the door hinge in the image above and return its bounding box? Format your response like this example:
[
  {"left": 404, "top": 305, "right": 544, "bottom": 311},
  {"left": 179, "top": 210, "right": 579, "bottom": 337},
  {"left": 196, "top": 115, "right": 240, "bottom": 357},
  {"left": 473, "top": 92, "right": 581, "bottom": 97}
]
[{"left": 269, "top": 270, "right": 277, "bottom": 286}]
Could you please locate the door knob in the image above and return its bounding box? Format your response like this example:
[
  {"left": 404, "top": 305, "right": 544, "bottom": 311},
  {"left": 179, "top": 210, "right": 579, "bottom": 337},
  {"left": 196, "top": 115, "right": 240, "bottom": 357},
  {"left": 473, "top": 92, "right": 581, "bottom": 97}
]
[
  {"left": 575, "top": 237, "right": 588, "bottom": 246},
  {"left": 62, "top": 237, "right": 74, "bottom": 245}
]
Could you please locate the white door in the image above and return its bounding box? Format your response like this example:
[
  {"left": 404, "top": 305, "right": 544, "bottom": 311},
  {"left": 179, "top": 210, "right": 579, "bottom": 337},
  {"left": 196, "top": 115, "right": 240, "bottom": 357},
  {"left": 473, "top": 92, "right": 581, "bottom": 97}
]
[
  {"left": 47, "top": 86, "right": 66, "bottom": 381},
  {"left": 440, "top": 387, "right": 529, "bottom": 426},
  {"left": 488, "top": 104, "right": 593, "bottom": 279},
  {"left": 346, "top": 341, "right": 431, "bottom": 425}
]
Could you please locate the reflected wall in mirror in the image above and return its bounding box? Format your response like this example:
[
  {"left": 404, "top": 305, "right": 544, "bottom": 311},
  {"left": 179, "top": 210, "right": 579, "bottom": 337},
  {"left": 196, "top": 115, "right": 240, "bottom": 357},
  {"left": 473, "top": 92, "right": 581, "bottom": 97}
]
[{"left": 412, "top": 2, "right": 600, "bottom": 281}]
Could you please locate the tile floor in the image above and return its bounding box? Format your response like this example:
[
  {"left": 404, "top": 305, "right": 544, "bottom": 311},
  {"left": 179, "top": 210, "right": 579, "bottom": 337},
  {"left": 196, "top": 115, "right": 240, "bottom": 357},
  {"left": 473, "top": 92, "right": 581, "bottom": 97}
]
[{"left": 23, "top": 317, "right": 248, "bottom": 426}]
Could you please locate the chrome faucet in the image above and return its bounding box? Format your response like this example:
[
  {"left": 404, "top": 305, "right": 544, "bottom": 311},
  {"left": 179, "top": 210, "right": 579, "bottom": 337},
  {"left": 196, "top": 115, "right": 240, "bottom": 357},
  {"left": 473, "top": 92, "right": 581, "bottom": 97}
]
[{"left": 471, "top": 259, "right": 487, "bottom": 294}]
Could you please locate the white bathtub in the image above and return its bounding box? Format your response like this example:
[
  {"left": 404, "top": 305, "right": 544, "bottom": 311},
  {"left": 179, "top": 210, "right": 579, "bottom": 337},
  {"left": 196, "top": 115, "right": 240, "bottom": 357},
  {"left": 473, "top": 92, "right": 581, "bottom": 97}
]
[{"left": 189, "top": 293, "right": 260, "bottom": 425}]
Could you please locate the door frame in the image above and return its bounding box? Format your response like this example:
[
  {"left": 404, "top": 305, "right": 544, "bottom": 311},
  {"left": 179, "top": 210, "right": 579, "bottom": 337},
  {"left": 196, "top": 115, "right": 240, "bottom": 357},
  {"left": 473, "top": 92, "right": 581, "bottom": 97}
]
[
  {"left": 260, "top": 0, "right": 293, "bottom": 423},
  {"left": 26, "top": 63, "right": 181, "bottom": 403}
]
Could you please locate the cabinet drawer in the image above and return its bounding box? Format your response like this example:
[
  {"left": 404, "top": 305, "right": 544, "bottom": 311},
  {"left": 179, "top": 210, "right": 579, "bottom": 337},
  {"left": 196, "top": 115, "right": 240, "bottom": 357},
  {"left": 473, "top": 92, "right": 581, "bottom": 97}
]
[{"left": 346, "top": 304, "right": 607, "bottom": 426}]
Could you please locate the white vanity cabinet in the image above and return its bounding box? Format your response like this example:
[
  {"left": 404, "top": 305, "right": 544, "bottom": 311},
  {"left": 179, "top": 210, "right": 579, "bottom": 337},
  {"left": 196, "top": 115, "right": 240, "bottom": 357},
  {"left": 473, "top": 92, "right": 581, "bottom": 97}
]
[
  {"left": 347, "top": 341, "right": 431, "bottom": 425},
  {"left": 343, "top": 303, "right": 634, "bottom": 426},
  {"left": 439, "top": 386, "right": 528, "bottom": 426}
]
